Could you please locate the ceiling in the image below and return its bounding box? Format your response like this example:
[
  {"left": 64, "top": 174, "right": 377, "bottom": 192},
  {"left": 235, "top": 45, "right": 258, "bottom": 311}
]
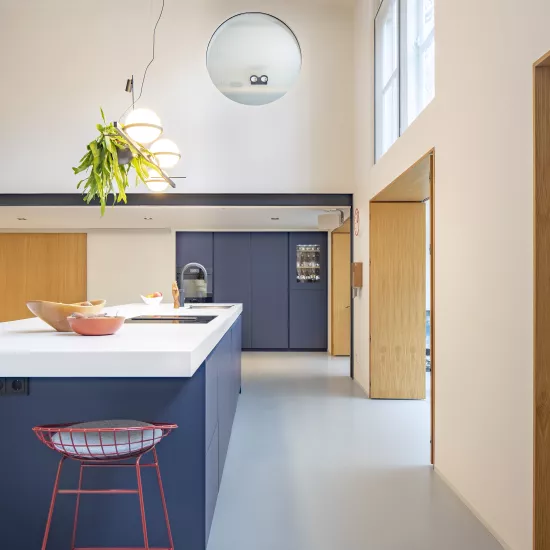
[{"left": 0, "top": 206, "right": 350, "bottom": 231}]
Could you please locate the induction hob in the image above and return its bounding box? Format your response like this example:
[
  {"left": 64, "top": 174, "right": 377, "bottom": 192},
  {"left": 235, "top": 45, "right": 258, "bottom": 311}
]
[{"left": 125, "top": 315, "right": 218, "bottom": 324}]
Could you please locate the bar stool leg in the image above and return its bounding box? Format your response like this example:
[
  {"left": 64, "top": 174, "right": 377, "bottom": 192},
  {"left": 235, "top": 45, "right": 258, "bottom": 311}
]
[
  {"left": 41, "top": 457, "right": 66, "bottom": 550},
  {"left": 153, "top": 448, "right": 175, "bottom": 550},
  {"left": 136, "top": 456, "right": 150, "bottom": 550},
  {"left": 70, "top": 463, "right": 84, "bottom": 550}
]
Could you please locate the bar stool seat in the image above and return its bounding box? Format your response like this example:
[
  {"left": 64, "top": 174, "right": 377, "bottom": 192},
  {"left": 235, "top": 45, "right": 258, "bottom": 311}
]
[
  {"left": 33, "top": 419, "right": 177, "bottom": 550},
  {"left": 49, "top": 419, "right": 163, "bottom": 458}
]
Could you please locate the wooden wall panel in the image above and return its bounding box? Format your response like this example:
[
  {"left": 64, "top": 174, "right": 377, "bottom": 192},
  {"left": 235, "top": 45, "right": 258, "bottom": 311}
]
[
  {"left": 370, "top": 203, "right": 426, "bottom": 399},
  {"left": 331, "top": 232, "right": 351, "bottom": 356},
  {"left": 0, "top": 234, "right": 87, "bottom": 322},
  {"left": 534, "top": 63, "right": 550, "bottom": 550}
]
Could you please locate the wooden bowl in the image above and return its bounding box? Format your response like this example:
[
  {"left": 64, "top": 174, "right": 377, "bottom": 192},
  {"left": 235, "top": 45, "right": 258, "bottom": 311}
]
[
  {"left": 26, "top": 300, "right": 106, "bottom": 332},
  {"left": 67, "top": 316, "right": 125, "bottom": 336}
]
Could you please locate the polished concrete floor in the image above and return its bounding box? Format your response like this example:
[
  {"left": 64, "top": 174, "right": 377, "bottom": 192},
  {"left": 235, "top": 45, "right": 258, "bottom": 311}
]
[{"left": 207, "top": 353, "right": 502, "bottom": 550}]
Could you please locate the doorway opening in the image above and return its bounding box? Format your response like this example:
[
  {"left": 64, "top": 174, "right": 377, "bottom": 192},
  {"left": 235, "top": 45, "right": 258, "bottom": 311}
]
[{"left": 369, "top": 149, "right": 435, "bottom": 464}]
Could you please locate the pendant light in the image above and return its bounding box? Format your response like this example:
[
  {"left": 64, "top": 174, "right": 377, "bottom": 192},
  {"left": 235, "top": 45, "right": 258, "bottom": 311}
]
[
  {"left": 145, "top": 168, "right": 169, "bottom": 192},
  {"left": 124, "top": 108, "right": 163, "bottom": 145},
  {"left": 114, "top": 0, "right": 184, "bottom": 192},
  {"left": 149, "top": 138, "right": 181, "bottom": 168}
]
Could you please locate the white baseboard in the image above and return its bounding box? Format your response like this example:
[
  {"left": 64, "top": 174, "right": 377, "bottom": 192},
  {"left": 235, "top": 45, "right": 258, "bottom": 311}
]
[{"left": 434, "top": 467, "right": 513, "bottom": 550}]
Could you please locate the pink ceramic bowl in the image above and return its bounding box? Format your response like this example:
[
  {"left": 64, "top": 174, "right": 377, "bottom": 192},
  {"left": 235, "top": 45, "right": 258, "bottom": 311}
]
[{"left": 67, "top": 316, "right": 125, "bottom": 336}]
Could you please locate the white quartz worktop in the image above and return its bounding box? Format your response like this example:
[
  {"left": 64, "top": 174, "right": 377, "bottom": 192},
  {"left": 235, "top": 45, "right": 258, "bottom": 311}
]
[{"left": 0, "top": 303, "right": 242, "bottom": 377}]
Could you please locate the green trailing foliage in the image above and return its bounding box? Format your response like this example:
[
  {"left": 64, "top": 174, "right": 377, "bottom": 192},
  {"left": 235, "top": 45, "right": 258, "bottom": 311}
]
[{"left": 73, "top": 108, "right": 158, "bottom": 216}]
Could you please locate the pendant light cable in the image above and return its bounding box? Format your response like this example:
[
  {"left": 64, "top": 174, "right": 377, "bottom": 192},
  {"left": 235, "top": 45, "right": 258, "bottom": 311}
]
[{"left": 119, "top": 0, "right": 165, "bottom": 122}]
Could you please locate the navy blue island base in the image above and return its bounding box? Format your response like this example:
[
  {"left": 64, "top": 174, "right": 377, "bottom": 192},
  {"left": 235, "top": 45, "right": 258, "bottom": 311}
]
[{"left": 0, "top": 316, "right": 242, "bottom": 550}]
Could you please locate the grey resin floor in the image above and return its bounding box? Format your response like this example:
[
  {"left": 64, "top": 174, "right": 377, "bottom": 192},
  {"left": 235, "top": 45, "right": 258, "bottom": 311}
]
[{"left": 207, "top": 352, "right": 502, "bottom": 550}]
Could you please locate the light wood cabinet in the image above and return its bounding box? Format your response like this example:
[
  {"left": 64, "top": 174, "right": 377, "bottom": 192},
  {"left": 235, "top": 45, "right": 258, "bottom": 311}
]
[{"left": 0, "top": 233, "right": 87, "bottom": 322}]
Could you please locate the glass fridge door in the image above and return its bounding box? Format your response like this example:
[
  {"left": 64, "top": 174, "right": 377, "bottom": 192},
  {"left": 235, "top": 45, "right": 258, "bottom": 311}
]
[{"left": 296, "top": 244, "right": 321, "bottom": 284}]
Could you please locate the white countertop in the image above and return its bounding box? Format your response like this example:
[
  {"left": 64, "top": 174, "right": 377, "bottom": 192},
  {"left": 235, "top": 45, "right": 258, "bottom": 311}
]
[{"left": 0, "top": 303, "right": 242, "bottom": 377}]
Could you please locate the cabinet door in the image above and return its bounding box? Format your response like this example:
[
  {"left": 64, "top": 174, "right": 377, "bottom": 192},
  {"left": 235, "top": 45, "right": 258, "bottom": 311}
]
[
  {"left": 289, "top": 289, "right": 328, "bottom": 350},
  {"left": 289, "top": 232, "right": 328, "bottom": 291},
  {"left": 214, "top": 233, "right": 252, "bottom": 349},
  {"left": 216, "top": 332, "right": 234, "bottom": 479},
  {"left": 176, "top": 232, "right": 214, "bottom": 293},
  {"left": 205, "top": 425, "right": 219, "bottom": 543},
  {"left": 251, "top": 233, "right": 289, "bottom": 349}
]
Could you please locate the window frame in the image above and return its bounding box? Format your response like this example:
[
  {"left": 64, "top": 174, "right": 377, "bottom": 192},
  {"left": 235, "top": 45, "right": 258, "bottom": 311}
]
[{"left": 374, "top": 0, "right": 435, "bottom": 163}]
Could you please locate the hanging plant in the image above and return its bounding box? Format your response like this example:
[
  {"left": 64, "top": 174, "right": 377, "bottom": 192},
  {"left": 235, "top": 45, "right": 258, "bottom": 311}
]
[{"left": 73, "top": 108, "right": 158, "bottom": 215}]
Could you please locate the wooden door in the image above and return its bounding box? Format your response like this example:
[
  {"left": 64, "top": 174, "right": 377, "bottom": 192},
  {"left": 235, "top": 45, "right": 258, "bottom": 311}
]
[
  {"left": 331, "top": 232, "right": 351, "bottom": 355},
  {"left": 0, "top": 233, "right": 87, "bottom": 322},
  {"left": 370, "top": 203, "right": 426, "bottom": 399}
]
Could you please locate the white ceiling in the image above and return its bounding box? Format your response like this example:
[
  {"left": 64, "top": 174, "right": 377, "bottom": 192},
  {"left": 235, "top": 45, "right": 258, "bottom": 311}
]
[{"left": 0, "top": 206, "right": 350, "bottom": 231}]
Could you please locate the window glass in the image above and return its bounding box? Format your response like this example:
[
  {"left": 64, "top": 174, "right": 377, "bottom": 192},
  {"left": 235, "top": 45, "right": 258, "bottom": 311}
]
[
  {"left": 375, "top": 0, "right": 399, "bottom": 161},
  {"left": 401, "top": 0, "right": 435, "bottom": 129}
]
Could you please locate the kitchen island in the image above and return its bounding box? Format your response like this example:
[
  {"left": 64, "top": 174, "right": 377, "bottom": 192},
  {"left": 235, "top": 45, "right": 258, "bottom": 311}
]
[{"left": 0, "top": 303, "right": 243, "bottom": 550}]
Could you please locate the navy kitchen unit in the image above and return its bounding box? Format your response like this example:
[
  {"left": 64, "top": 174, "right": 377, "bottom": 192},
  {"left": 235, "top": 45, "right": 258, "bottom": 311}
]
[
  {"left": 213, "top": 233, "right": 253, "bottom": 349},
  {"left": 0, "top": 317, "right": 242, "bottom": 550},
  {"left": 176, "top": 232, "right": 327, "bottom": 351},
  {"left": 289, "top": 232, "right": 328, "bottom": 350}
]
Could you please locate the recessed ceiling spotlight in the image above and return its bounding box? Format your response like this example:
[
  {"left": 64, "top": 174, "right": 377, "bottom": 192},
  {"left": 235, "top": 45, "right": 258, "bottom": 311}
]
[
  {"left": 250, "top": 75, "right": 259, "bottom": 84},
  {"left": 17, "top": 217, "right": 27, "bottom": 221},
  {"left": 271, "top": 217, "right": 280, "bottom": 221},
  {"left": 144, "top": 217, "right": 153, "bottom": 221}
]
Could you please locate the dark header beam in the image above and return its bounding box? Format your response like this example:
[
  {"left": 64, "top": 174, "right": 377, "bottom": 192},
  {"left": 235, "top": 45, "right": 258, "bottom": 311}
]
[{"left": 0, "top": 194, "right": 353, "bottom": 208}]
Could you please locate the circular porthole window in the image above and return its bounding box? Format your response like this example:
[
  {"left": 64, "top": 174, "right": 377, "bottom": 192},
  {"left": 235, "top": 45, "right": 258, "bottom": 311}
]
[{"left": 206, "top": 13, "right": 302, "bottom": 106}]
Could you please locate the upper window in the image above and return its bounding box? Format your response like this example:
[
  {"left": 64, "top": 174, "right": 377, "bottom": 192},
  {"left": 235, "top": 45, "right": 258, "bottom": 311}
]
[{"left": 375, "top": 0, "right": 435, "bottom": 161}]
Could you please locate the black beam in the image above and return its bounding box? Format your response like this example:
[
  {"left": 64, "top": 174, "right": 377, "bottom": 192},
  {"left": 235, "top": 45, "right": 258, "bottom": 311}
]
[{"left": 0, "top": 194, "right": 353, "bottom": 208}]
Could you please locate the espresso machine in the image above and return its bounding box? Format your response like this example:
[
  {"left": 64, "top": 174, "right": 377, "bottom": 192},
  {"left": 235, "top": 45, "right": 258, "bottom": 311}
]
[{"left": 179, "top": 263, "right": 213, "bottom": 303}]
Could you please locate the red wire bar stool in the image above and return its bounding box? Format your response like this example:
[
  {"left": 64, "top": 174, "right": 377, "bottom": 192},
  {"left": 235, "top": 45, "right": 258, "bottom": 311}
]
[{"left": 33, "top": 420, "right": 177, "bottom": 550}]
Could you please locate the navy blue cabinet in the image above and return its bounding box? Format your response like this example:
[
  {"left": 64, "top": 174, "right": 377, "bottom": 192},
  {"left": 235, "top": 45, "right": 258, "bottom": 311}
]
[
  {"left": 214, "top": 233, "right": 252, "bottom": 349},
  {"left": 176, "top": 232, "right": 214, "bottom": 294},
  {"left": 289, "top": 232, "right": 328, "bottom": 291},
  {"left": 179, "top": 232, "right": 328, "bottom": 351},
  {"left": 289, "top": 289, "right": 328, "bottom": 350},
  {"left": 205, "top": 316, "right": 242, "bottom": 544},
  {"left": 288, "top": 233, "right": 328, "bottom": 350},
  {"left": 251, "top": 233, "right": 289, "bottom": 349}
]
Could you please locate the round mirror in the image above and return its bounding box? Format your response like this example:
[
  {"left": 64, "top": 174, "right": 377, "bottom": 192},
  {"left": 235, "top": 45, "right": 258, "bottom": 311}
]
[{"left": 207, "top": 13, "right": 302, "bottom": 106}]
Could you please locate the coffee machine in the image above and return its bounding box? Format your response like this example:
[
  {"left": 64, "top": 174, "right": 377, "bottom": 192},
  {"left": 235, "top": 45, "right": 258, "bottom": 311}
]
[{"left": 179, "top": 263, "right": 213, "bottom": 303}]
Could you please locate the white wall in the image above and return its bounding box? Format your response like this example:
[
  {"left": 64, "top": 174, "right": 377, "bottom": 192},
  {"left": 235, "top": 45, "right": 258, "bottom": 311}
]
[
  {"left": 0, "top": 0, "right": 354, "bottom": 195},
  {"left": 354, "top": 1, "right": 550, "bottom": 549},
  {"left": 87, "top": 230, "right": 175, "bottom": 306}
]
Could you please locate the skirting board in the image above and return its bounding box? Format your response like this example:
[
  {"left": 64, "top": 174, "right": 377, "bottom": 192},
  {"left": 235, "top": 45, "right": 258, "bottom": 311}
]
[{"left": 434, "top": 467, "right": 512, "bottom": 550}]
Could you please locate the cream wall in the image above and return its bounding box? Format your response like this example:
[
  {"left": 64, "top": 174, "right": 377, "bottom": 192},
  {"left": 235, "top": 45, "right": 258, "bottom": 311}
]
[
  {"left": 0, "top": 0, "right": 354, "bottom": 194},
  {"left": 354, "top": 1, "right": 550, "bottom": 549},
  {"left": 87, "top": 230, "right": 175, "bottom": 306}
]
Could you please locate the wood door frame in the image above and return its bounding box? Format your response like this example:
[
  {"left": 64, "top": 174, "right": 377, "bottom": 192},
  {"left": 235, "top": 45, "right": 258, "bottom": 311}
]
[
  {"left": 533, "top": 49, "right": 550, "bottom": 550},
  {"left": 369, "top": 148, "right": 435, "bottom": 465}
]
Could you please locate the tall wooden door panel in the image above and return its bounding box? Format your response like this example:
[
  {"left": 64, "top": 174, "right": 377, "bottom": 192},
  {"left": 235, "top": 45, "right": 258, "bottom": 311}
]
[
  {"left": 0, "top": 234, "right": 87, "bottom": 322},
  {"left": 251, "top": 233, "right": 289, "bottom": 349},
  {"left": 331, "top": 232, "right": 351, "bottom": 356},
  {"left": 370, "top": 203, "right": 426, "bottom": 399}
]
